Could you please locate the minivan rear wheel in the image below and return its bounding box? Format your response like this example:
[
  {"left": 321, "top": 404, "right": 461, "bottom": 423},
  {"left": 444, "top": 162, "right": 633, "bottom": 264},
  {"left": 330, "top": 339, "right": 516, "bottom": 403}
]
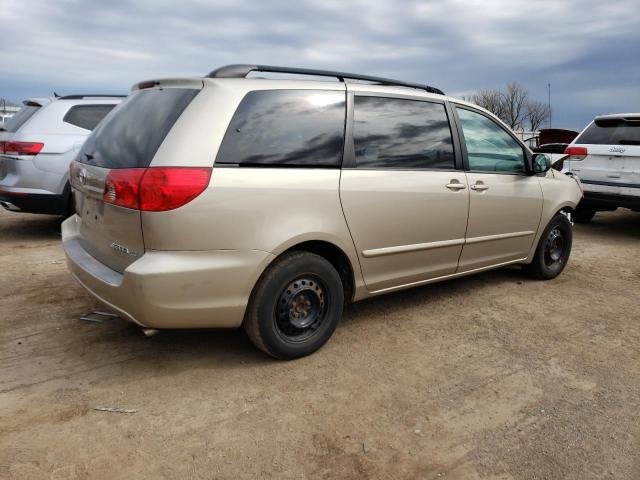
[
  {"left": 244, "top": 251, "right": 344, "bottom": 359},
  {"left": 523, "top": 214, "right": 572, "bottom": 280}
]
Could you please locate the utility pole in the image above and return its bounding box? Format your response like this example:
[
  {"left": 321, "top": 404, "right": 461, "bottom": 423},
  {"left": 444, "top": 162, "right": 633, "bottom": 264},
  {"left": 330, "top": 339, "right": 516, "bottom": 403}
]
[{"left": 548, "top": 83, "right": 552, "bottom": 128}]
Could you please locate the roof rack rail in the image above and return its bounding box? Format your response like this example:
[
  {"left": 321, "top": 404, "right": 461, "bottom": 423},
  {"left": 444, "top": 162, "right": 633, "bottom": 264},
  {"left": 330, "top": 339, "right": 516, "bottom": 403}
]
[
  {"left": 58, "top": 94, "right": 127, "bottom": 100},
  {"left": 206, "top": 64, "right": 444, "bottom": 95}
]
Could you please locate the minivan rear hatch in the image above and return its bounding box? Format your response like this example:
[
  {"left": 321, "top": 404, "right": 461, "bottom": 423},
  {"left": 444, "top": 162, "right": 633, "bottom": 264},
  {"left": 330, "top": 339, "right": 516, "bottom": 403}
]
[{"left": 71, "top": 84, "right": 201, "bottom": 273}]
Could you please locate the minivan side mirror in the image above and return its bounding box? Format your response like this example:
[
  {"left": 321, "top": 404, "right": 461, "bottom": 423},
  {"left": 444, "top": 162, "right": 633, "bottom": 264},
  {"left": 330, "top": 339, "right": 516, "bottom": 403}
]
[{"left": 532, "top": 153, "right": 552, "bottom": 174}]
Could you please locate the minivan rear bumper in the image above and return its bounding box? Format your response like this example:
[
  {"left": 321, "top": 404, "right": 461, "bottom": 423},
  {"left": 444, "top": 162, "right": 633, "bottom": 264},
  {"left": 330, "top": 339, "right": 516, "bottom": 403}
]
[{"left": 62, "top": 215, "right": 274, "bottom": 329}]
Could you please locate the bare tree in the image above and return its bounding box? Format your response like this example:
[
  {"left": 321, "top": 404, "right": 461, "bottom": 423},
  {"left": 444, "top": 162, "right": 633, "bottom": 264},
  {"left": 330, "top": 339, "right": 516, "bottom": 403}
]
[
  {"left": 500, "top": 82, "right": 529, "bottom": 130},
  {"left": 525, "top": 100, "right": 551, "bottom": 131},
  {"left": 465, "top": 82, "right": 550, "bottom": 132},
  {"left": 465, "top": 89, "right": 504, "bottom": 118}
]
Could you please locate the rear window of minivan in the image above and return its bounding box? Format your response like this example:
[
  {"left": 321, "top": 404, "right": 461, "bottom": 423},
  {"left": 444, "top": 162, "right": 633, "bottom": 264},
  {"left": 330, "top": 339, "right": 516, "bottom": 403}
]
[
  {"left": 77, "top": 88, "right": 198, "bottom": 169},
  {"left": 576, "top": 118, "right": 640, "bottom": 146}
]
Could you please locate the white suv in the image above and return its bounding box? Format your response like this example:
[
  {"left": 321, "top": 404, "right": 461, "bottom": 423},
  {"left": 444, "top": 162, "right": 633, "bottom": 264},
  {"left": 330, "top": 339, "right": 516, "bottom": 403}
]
[
  {"left": 0, "top": 95, "right": 123, "bottom": 216},
  {"left": 563, "top": 113, "right": 640, "bottom": 222}
]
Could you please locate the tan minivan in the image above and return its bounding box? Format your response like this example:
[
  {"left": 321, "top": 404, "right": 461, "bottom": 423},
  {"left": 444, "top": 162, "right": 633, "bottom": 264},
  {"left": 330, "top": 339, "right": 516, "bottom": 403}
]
[{"left": 63, "top": 65, "right": 583, "bottom": 359}]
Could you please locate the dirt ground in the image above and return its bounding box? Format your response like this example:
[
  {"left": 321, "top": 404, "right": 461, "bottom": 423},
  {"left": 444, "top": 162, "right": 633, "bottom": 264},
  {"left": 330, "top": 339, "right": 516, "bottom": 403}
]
[{"left": 0, "top": 207, "right": 639, "bottom": 480}]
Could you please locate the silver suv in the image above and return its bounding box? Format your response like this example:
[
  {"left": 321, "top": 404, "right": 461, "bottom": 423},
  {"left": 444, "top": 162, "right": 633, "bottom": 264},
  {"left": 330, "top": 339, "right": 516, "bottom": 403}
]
[
  {"left": 63, "top": 65, "right": 583, "bottom": 359},
  {"left": 0, "top": 95, "right": 123, "bottom": 216},
  {"left": 562, "top": 113, "right": 640, "bottom": 223}
]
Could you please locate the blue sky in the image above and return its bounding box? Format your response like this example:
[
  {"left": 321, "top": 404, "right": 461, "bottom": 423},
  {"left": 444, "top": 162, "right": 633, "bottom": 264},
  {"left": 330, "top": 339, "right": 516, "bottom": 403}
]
[{"left": 1, "top": 0, "right": 638, "bottom": 130}]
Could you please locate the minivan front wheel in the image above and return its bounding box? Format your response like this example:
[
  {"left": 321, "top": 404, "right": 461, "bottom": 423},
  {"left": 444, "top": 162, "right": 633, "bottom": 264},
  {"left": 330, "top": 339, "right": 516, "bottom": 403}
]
[
  {"left": 244, "top": 252, "right": 344, "bottom": 359},
  {"left": 523, "top": 214, "right": 573, "bottom": 280}
]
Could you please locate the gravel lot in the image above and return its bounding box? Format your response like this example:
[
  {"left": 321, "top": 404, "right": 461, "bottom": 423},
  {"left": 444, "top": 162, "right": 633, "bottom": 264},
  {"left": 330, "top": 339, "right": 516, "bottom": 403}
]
[{"left": 1, "top": 207, "right": 639, "bottom": 479}]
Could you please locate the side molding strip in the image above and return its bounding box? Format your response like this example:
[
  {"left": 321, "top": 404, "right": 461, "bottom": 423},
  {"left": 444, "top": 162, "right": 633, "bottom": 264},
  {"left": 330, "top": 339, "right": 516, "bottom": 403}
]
[
  {"left": 465, "top": 230, "right": 535, "bottom": 245},
  {"left": 362, "top": 238, "right": 465, "bottom": 258},
  {"left": 361, "top": 231, "right": 534, "bottom": 258}
]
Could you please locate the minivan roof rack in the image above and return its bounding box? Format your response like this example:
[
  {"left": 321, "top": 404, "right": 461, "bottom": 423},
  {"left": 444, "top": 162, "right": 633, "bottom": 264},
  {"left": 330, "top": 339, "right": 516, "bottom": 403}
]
[
  {"left": 206, "top": 64, "right": 445, "bottom": 95},
  {"left": 58, "top": 94, "right": 127, "bottom": 100}
]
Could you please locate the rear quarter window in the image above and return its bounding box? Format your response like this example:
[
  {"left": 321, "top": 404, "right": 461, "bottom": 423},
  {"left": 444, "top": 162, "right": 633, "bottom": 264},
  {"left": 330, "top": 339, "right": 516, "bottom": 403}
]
[
  {"left": 216, "top": 90, "right": 345, "bottom": 167},
  {"left": 63, "top": 105, "right": 116, "bottom": 131},
  {"left": 576, "top": 119, "right": 640, "bottom": 146},
  {"left": 77, "top": 88, "right": 198, "bottom": 169}
]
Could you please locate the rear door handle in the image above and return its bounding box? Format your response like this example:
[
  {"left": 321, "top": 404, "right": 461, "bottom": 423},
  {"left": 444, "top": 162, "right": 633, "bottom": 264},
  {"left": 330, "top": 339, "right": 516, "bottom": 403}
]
[
  {"left": 470, "top": 183, "right": 489, "bottom": 191},
  {"left": 446, "top": 182, "right": 466, "bottom": 191}
]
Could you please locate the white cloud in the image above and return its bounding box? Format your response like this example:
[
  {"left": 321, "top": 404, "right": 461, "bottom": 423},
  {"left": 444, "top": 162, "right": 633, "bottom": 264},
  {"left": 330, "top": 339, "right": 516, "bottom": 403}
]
[{"left": 1, "top": 0, "right": 638, "bottom": 128}]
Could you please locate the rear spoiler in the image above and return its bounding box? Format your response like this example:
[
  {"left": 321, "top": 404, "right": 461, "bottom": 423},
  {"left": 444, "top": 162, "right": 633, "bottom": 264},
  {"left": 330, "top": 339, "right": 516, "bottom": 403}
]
[
  {"left": 131, "top": 78, "right": 204, "bottom": 92},
  {"left": 23, "top": 100, "right": 44, "bottom": 107}
]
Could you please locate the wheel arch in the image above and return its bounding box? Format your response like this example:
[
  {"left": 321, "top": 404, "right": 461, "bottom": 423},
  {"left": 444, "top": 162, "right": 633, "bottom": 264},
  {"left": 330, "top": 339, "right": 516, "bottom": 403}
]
[
  {"left": 526, "top": 200, "right": 577, "bottom": 263},
  {"left": 279, "top": 240, "right": 356, "bottom": 303},
  {"left": 251, "top": 237, "right": 359, "bottom": 306}
]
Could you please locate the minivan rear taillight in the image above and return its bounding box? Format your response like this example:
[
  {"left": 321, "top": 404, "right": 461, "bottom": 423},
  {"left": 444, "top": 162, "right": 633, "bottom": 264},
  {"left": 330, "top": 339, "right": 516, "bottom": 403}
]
[
  {"left": 103, "top": 167, "right": 212, "bottom": 211},
  {"left": 0, "top": 141, "right": 44, "bottom": 155},
  {"left": 564, "top": 146, "right": 588, "bottom": 160},
  {"left": 103, "top": 168, "right": 146, "bottom": 209}
]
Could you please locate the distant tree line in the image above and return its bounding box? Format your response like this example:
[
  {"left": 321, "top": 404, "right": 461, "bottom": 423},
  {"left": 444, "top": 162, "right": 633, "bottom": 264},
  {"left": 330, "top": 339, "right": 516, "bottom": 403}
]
[{"left": 464, "top": 82, "right": 551, "bottom": 131}]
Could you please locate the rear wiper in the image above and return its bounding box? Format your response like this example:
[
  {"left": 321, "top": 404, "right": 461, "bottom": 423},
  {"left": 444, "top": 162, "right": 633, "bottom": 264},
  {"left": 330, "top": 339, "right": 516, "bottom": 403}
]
[
  {"left": 619, "top": 140, "right": 640, "bottom": 145},
  {"left": 84, "top": 152, "right": 95, "bottom": 161},
  {"left": 0, "top": 127, "right": 6, "bottom": 132}
]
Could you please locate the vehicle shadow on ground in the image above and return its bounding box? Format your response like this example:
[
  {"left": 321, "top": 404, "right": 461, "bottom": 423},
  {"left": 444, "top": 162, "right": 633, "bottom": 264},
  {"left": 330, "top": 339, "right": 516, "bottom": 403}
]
[
  {"left": 60, "top": 265, "right": 525, "bottom": 378},
  {"left": 75, "top": 317, "right": 271, "bottom": 370},
  {"left": 343, "top": 266, "right": 524, "bottom": 327},
  {"left": 0, "top": 213, "right": 63, "bottom": 242},
  {"left": 574, "top": 210, "right": 640, "bottom": 241}
]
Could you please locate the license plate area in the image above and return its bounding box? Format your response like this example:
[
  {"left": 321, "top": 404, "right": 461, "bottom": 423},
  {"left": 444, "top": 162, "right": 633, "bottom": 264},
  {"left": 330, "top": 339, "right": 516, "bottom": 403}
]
[{"left": 81, "top": 195, "right": 104, "bottom": 227}]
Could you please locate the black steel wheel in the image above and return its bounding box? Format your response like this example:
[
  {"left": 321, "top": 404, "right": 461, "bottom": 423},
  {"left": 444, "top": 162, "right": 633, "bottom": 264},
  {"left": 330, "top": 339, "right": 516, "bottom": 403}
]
[
  {"left": 524, "top": 213, "right": 573, "bottom": 280},
  {"left": 543, "top": 226, "right": 565, "bottom": 268},
  {"left": 244, "top": 252, "right": 344, "bottom": 359},
  {"left": 274, "top": 276, "right": 328, "bottom": 342}
]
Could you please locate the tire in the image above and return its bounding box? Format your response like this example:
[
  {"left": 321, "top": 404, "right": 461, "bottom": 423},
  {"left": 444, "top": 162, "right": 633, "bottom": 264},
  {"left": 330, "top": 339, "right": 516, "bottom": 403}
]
[
  {"left": 244, "top": 251, "right": 344, "bottom": 359},
  {"left": 572, "top": 207, "right": 596, "bottom": 224},
  {"left": 61, "top": 182, "right": 76, "bottom": 218},
  {"left": 64, "top": 192, "right": 75, "bottom": 218},
  {"left": 524, "top": 214, "right": 573, "bottom": 280}
]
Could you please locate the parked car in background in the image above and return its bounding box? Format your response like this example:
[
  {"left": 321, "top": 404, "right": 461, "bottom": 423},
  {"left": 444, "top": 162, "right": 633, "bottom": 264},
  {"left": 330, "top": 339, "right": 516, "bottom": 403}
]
[
  {"left": 530, "top": 128, "right": 580, "bottom": 170},
  {"left": 0, "top": 94, "right": 124, "bottom": 216},
  {"left": 561, "top": 113, "right": 640, "bottom": 223},
  {"left": 63, "top": 65, "right": 583, "bottom": 359}
]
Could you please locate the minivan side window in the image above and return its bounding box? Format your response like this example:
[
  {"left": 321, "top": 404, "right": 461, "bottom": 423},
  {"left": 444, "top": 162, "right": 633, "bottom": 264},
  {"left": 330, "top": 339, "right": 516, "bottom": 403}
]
[
  {"left": 353, "top": 96, "right": 455, "bottom": 169},
  {"left": 216, "top": 90, "right": 345, "bottom": 167},
  {"left": 63, "top": 105, "right": 116, "bottom": 131},
  {"left": 456, "top": 107, "right": 525, "bottom": 173}
]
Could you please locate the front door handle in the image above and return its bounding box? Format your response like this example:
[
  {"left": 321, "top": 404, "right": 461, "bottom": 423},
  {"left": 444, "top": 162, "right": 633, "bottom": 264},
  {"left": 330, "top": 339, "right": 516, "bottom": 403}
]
[
  {"left": 446, "top": 181, "right": 467, "bottom": 191},
  {"left": 470, "top": 183, "right": 489, "bottom": 191}
]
